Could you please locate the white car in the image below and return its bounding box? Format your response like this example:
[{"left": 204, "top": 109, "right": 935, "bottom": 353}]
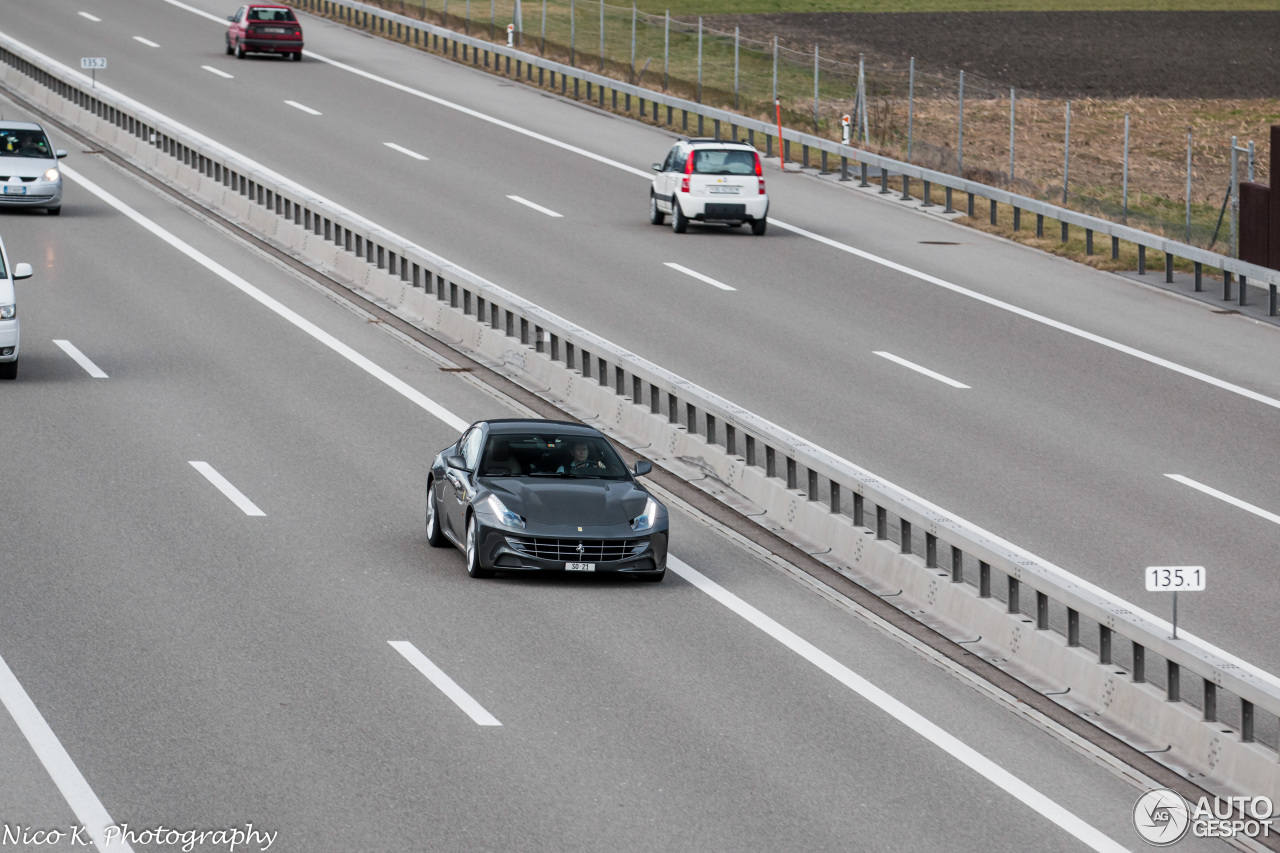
[
  {"left": 0, "top": 121, "right": 66, "bottom": 215},
  {"left": 649, "top": 138, "right": 768, "bottom": 235},
  {"left": 0, "top": 234, "right": 34, "bottom": 380}
]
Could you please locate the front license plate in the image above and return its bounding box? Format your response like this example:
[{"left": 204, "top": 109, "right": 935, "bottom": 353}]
[
  {"left": 709, "top": 185, "right": 740, "bottom": 194},
  {"left": 566, "top": 562, "right": 596, "bottom": 572},
  {"left": 3, "top": 186, "right": 26, "bottom": 195}
]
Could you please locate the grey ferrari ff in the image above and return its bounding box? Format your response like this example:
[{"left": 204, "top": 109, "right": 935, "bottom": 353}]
[{"left": 425, "top": 419, "right": 669, "bottom": 581}]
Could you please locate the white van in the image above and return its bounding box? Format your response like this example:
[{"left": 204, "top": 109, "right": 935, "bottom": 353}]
[{"left": 0, "top": 234, "right": 34, "bottom": 380}]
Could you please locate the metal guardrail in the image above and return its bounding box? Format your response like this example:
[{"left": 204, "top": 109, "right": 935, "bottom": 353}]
[
  {"left": 4, "top": 22, "right": 1280, "bottom": 775},
  {"left": 292, "top": 0, "right": 1280, "bottom": 311}
]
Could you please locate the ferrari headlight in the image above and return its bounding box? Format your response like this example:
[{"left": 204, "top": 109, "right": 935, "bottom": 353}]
[
  {"left": 631, "top": 496, "right": 658, "bottom": 532},
  {"left": 483, "top": 494, "right": 524, "bottom": 529},
  {"left": 0, "top": 304, "right": 13, "bottom": 320},
  {"left": 42, "top": 168, "right": 59, "bottom": 182}
]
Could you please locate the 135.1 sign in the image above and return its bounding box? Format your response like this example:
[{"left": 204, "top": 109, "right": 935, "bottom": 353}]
[{"left": 1145, "top": 565, "right": 1206, "bottom": 592}]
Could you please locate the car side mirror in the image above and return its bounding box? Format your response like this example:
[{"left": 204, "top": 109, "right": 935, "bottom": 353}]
[
  {"left": 55, "top": 150, "right": 67, "bottom": 159},
  {"left": 13, "top": 263, "right": 33, "bottom": 281},
  {"left": 634, "top": 460, "right": 652, "bottom": 476},
  {"left": 652, "top": 163, "right": 663, "bottom": 172},
  {"left": 445, "top": 454, "right": 468, "bottom": 471}
]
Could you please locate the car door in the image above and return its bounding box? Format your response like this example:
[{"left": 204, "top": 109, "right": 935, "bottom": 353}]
[
  {"left": 444, "top": 426, "right": 483, "bottom": 539},
  {"left": 657, "top": 146, "right": 680, "bottom": 211},
  {"left": 230, "top": 7, "right": 247, "bottom": 44}
]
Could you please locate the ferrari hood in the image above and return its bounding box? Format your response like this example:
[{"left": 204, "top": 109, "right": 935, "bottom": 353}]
[{"left": 486, "top": 479, "right": 648, "bottom": 526}]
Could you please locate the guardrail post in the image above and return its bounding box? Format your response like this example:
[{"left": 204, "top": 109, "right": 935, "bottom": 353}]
[
  {"left": 1194, "top": 261, "right": 1202, "bottom": 291},
  {"left": 922, "top": 181, "right": 932, "bottom": 207},
  {"left": 1086, "top": 229, "right": 1093, "bottom": 255},
  {"left": 686, "top": 403, "right": 696, "bottom": 429},
  {"left": 1240, "top": 274, "right": 1248, "bottom": 307},
  {"left": 1060, "top": 221, "right": 1068, "bottom": 243},
  {"left": 989, "top": 199, "right": 997, "bottom": 225},
  {"left": 967, "top": 193, "right": 975, "bottom": 217},
  {"left": 786, "top": 457, "right": 797, "bottom": 489},
  {"left": 876, "top": 506, "right": 887, "bottom": 539},
  {"left": 766, "top": 446, "right": 776, "bottom": 478},
  {"left": 807, "top": 468, "right": 817, "bottom": 500},
  {"left": 706, "top": 413, "right": 716, "bottom": 446},
  {"left": 1099, "top": 625, "right": 1112, "bottom": 664},
  {"left": 744, "top": 434, "right": 756, "bottom": 466},
  {"left": 1133, "top": 642, "right": 1145, "bottom": 683},
  {"left": 852, "top": 493, "right": 863, "bottom": 526},
  {"left": 925, "top": 533, "right": 937, "bottom": 568},
  {"left": 1036, "top": 591, "right": 1048, "bottom": 629},
  {"left": 1166, "top": 252, "right": 1174, "bottom": 283},
  {"left": 1223, "top": 270, "right": 1232, "bottom": 300},
  {"left": 1271, "top": 284, "right": 1277, "bottom": 316},
  {"left": 1204, "top": 681, "right": 1217, "bottom": 722},
  {"left": 943, "top": 186, "right": 954, "bottom": 213},
  {"left": 1012, "top": 207, "right": 1020, "bottom": 231},
  {"left": 979, "top": 561, "right": 990, "bottom": 597},
  {"left": 1036, "top": 213, "right": 1043, "bottom": 238},
  {"left": 859, "top": 163, "right": 869, "bottom": 188},
  {"left": 1112, "top": 236, "right": 1120, "bottom": 261},
  {"left": 1007, "top": 577, "right": 1019, "bottom": 614},
  {"left": 900, "top": 519, "right": 911, "bottom": 555},
  {"left": 1138, "top": 245, "right": 1146, "bottom": 275},
  {"left": 829, "top": 481, "right": 840, "bottom": 514},
  {"left": 1067, "top": 608, "right": 1079, "bottom": 646},
  {"left": 1167, "top": 661, "right": 1180, "bottom": 702},
  {"left": 951, "top": 546, "right": 963, "bottom": 583},
  {"left": 901, "top": 175, "right": 910, "bottom": 201},
  {"left": 879, "top": 168, "right": 890, "bottom": 194},
  {"left": 1242, "top": 700, "right": 1254, "bottom": 742},
  {"left": 840, "top": 156, "right": 849, "bottom": 182}
]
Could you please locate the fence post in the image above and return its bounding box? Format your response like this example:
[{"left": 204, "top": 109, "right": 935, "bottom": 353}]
[
  {"left": 663, "top": 10, "right": 669, "bottom": 92},
  {"left": 813, "top": 45, "right": 820, "bottom": 133},
  {"left": 696, "top": 18, "right": 702, "bottom": 103},
  {"left": 1186, "top": 128, "right": 1193, "bottom": 244},
  {"left": 465, "top": 0, "right": 470, "bottom": 34},
  {"left": 1009, "top": 87, "right": 1016, "bottom": 182},
  {"left": 733, "top": 26, "right": 740, "bottom": 110},
  {"left": 772, "top": 36, "right": 778, "bottom": 106},
  {"left": 630, "top": 3, "right": 636, "bottom": 80},
  {"left": 957, "top": 70, "right": 964, "bottom": 175},
  {"left": 570, "top": 0, "right": 575, "bottom": 66},
  {"left": 1230, "top": 136, "right": 1239, "bottom": 259},
  {"left": 1122, "top": 113, "right": 1130, "bottom": 222},
  {"left": 858, "top": 54, "right": 868, "bottom": 142},
  {"left": 490, "top": 0, "right": 495, "bottom": 41},
  {"left": 1063, "top": 100, "right": 1071, "bottom": 205},
  {"left": 599, "top": 0, "right": 605, "bottom": 73},
  {"left": 541, "top": 0, "right": 546, "bottom": 54},
  {"left": 907, "top": 57, "right": 914, "bottom": 161}
]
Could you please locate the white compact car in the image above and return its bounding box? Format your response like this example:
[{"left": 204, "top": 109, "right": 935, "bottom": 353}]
[
  {"left": 0, "top": 233, "right": 34, "bottom": 380},
  {"left": 0, "top": 121, "right": 67, "bottom": 215},
  {"left": 649, "top": 138, "right": 768, "bottom": 235}
]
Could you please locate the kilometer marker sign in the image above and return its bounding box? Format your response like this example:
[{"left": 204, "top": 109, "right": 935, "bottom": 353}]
[
  {"left": 81, "top": 57, "right": 106, "bottom": 88},
  {"left": 1145, "top": 565, "right": 1206, "bottom": 639}
]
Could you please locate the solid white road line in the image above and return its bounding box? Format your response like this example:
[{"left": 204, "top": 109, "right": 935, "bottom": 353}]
[
  {"left": 388, "top": 641, "right": 502, "bottom": 726},
  {"left": 383, "top": 142, "right": 428, "bottom": 160},
  {"left": 1167, "top": 475, "right": 1280, "bottom": 527},
  {"left": 161, "top": 0, "right": 1280, "bottom": 419},
  {"left": 664, "top": 262, "right": 735, "bottom": 292},
  {"left": 189, "top": 461, "right": 266, "bottom": 516},
  {"left": 59, "top": 165, "right": 470, "bottom": 433},
  {"left": 0, "top": 654, "right": 135, "bottom": 852},
  {"left": 78, "top": 11, "right": 102, "bottom": 22},
  {"left": 666, "top": 556, "right": 1127, "bottom": 853},
  {"left": 874, "top": 351, "right": 969, "bottom": 389},
  {"left": 53, "top": 340, "right": 108, "bottom": 378},
  {"left": 284, "top": 100, "right": 322, "bottom": 116},
  {"left": 506, "top": 195, "right": 563, "bottom": 218},
  {"left": 202, "top": 65, "right": 234, "bottom": 79},
  {"left": 132, "top": 36, "right": 160, "bottom": 47}
]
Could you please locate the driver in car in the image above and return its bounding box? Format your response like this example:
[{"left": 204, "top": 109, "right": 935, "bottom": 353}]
[{"left": 560, "top": 440, "right": 604, "bottom": 473}]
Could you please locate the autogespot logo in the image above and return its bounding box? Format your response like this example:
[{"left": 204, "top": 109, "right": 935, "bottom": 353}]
[{"left": 1134, "top": 788, "right": 1191, "bottom": 846}]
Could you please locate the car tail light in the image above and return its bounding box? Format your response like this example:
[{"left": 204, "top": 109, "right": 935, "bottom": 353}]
[
  {"left": 754, "top": 153, "right": 766, "bottom": 194},
  {"left": 680, "top": 153, "right": 693, "bottom": 193}
]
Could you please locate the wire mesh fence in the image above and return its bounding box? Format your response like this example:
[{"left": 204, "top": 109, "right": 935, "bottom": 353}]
[{"left": 354, "top": 0, "right": 1270, "bottom": 253}]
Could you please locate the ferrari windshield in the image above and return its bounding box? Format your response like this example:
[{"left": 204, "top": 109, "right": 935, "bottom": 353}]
[{"left": 480, "top": 433, "right": 630, "bottom": 479}]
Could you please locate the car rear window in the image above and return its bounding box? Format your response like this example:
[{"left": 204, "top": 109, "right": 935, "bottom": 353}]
[
  {"left": 693, "top": 149, "right": 755, "bottom": 175},
  {"left": 0, "top": 129, "right": 52, "bottom": 159},
  {"left": 248, "top": 7, "right": 296, "bottom": 21}
]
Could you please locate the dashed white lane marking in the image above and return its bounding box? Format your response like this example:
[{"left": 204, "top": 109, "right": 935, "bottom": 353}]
[
  {"left": 78, "top": 11, "right": 102, "bottom": 21},
  {"left": 388, "top": 642, "right": 502, "bottom": 726},
  {"left": 284, "top": 100, "right": 321, "bottom": 116},
  {"left": 1167, "top": 475, "right": 1280, "bottom": 527},
  {"left": 663, "top": 262, "right": 735, "bottom": 291},
  {"left": 53, "top": 340, "right": 108, "bottom": 378},
  {"left": 132, "top": 36, "right": 159, "bottom": 47},
  {"left": 202, "top": 65, "right": 234, "bottom": 79},
  {"left": 873, "top": 351, "right": 969, "bottom": 389},
  {"left": 506, "top": 195, "right": 562, "bottom": 218},
  {"left": 667, "top": 556, "right": 1128, "bottom": 853},
  {"left": 0, "top": 654, "right": 134, "bottom": 851},
  {"left": 383, "top": 142, "right": 428, "bottom": 160},
  {"left": 59, "top": 165, "right": 469, "bottom": 433},
  {"left": 189, "top": 461, "right": 266, "bottom": 516}
]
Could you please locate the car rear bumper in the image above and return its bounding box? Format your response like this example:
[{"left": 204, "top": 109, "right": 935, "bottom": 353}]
[
  {"left": 669, "top": 194, "right": 768, "bottom": 222},
  {"left": 241, "top": 38, "right": 303, "bottom": 52}
]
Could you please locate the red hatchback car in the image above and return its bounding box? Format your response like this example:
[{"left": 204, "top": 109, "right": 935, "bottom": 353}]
[{"left": 226, "top": 5, "right": 304, "bottom": 60}]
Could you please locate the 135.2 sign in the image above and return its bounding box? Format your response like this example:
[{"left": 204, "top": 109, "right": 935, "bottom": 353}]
[{"left": 1145, "top": 565, "right": 1206, "bottom": 592}]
